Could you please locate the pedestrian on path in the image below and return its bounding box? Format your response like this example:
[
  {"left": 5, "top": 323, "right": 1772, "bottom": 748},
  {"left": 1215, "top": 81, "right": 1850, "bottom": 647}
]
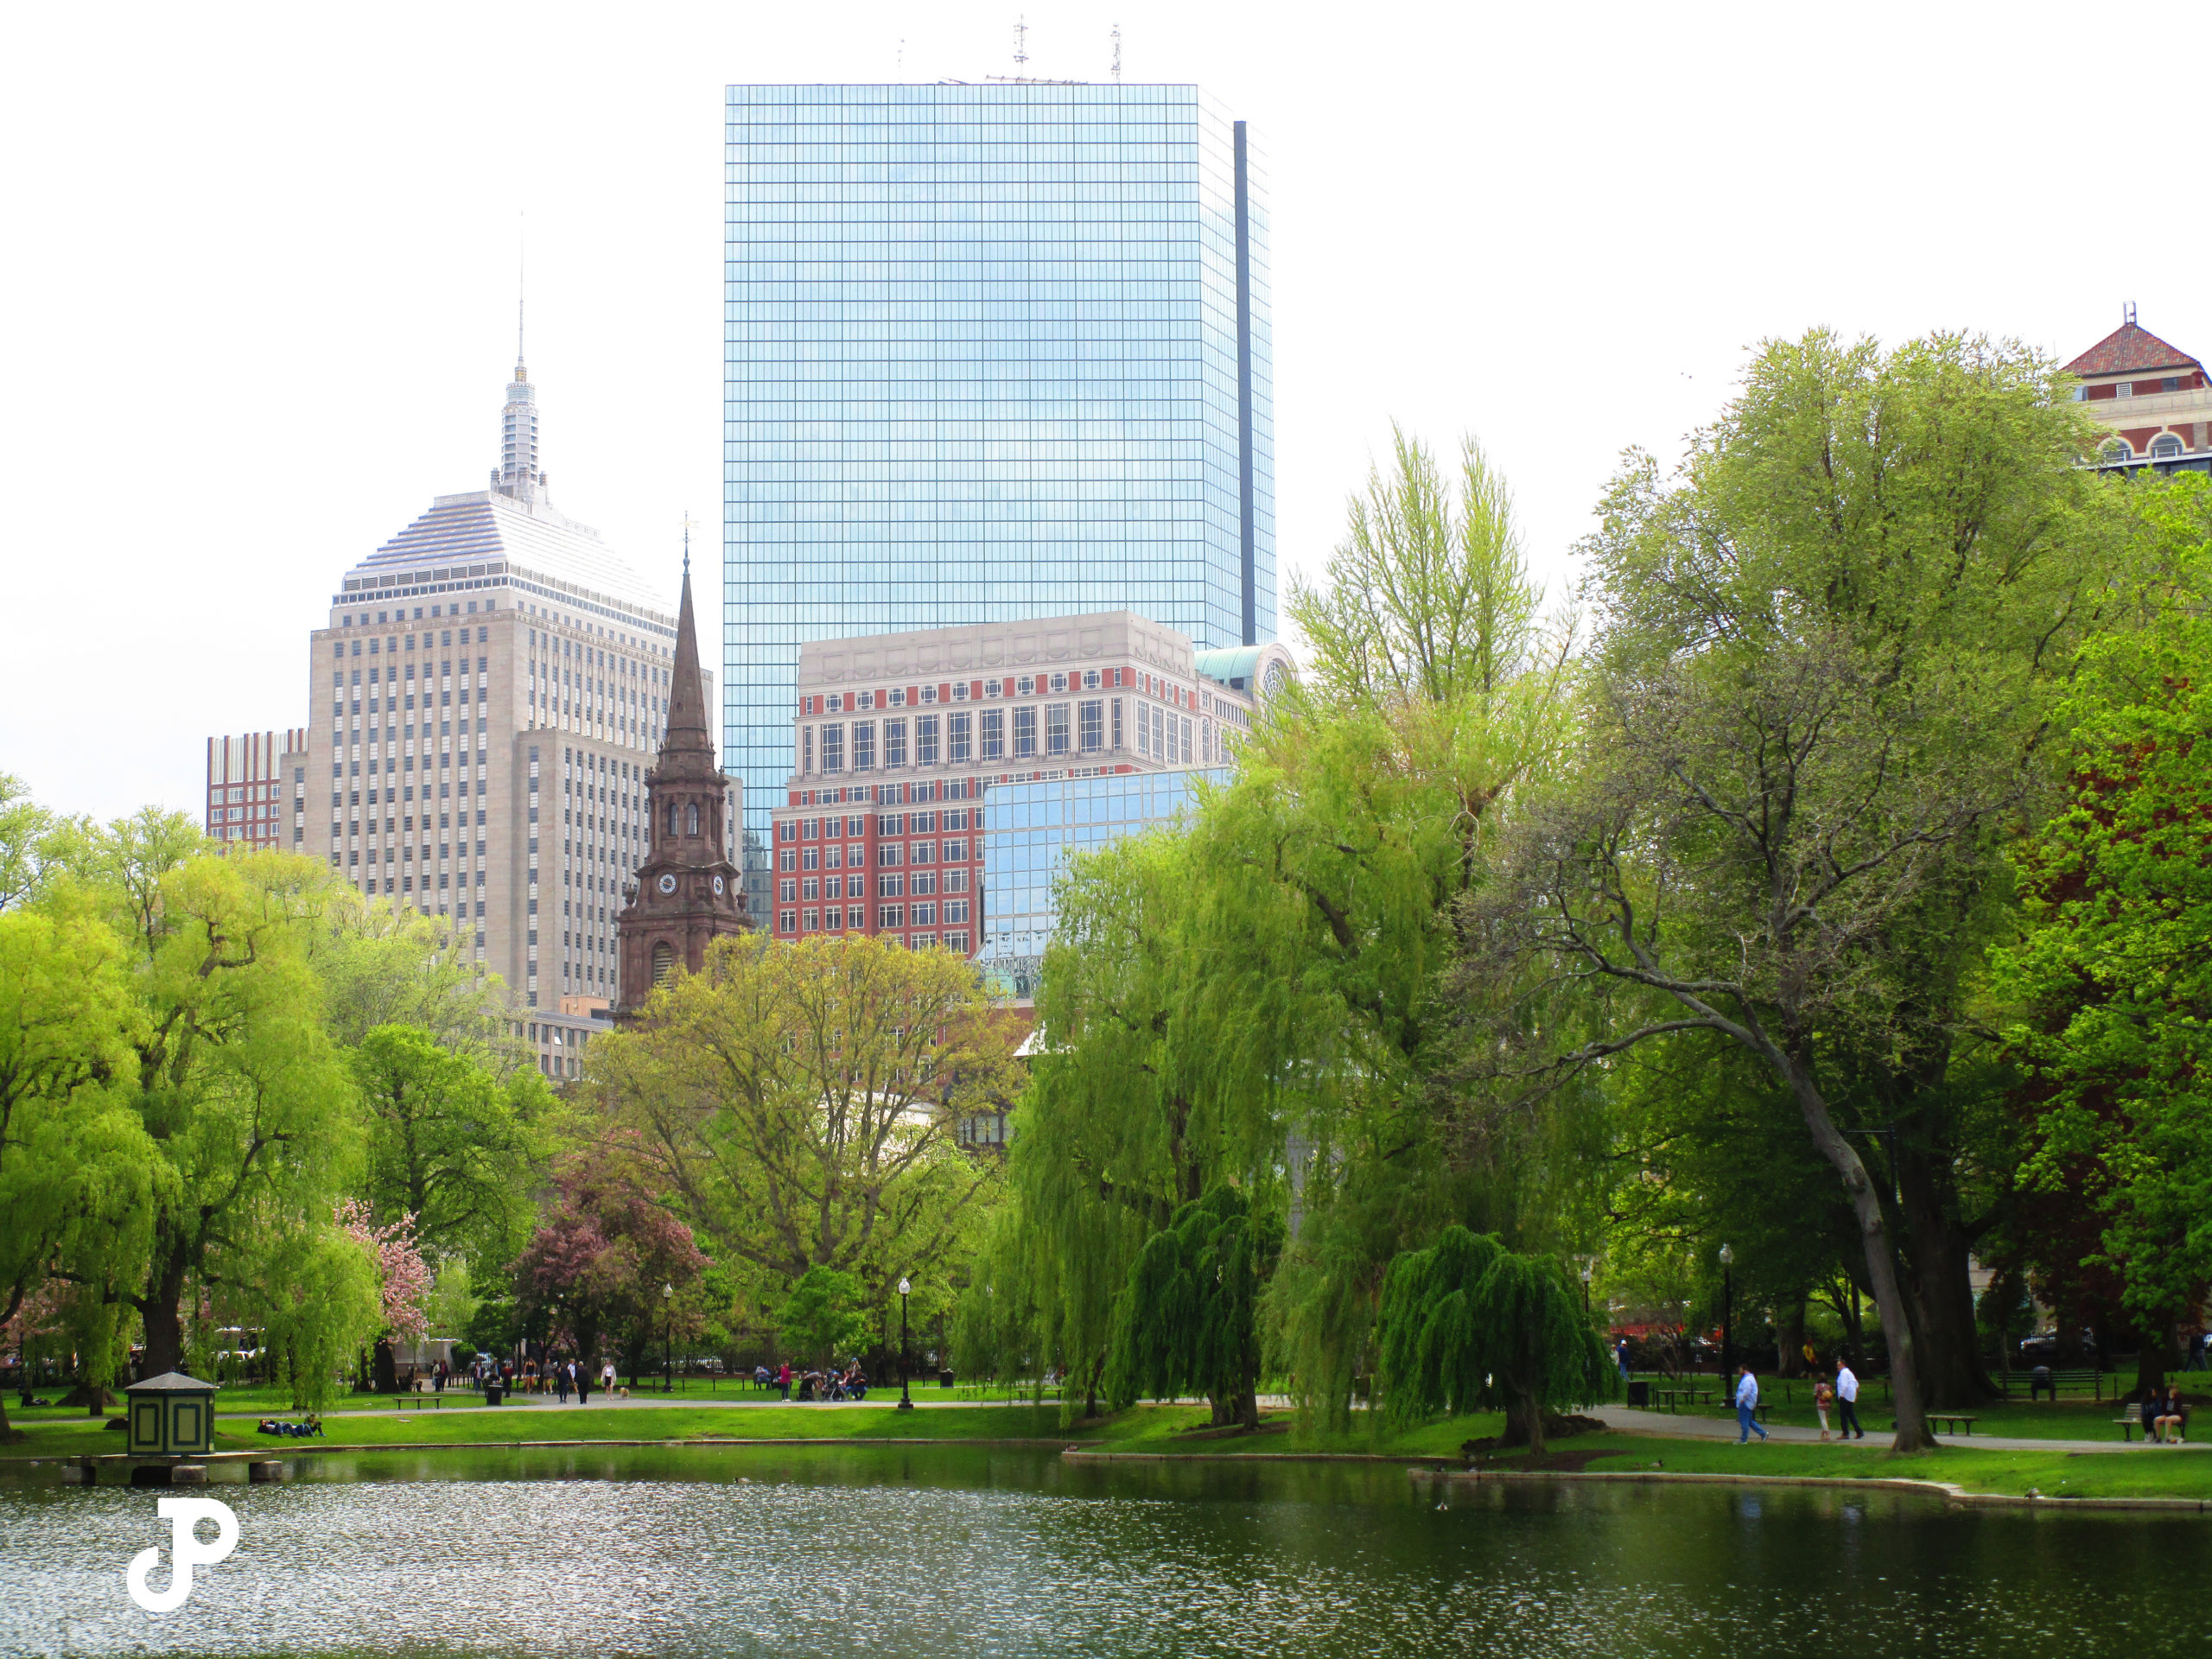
[
  {"left": 556, "top": 1361, "right": 570, "bottom": 1403},
  {"left": 577, "top": 1362, "right": 590, "bottom": 1405},
  {"left": 1616, "top": 1338, "right": 1631, "bottom": 1382},
  {"left": 601, "top": 1359, "right": 616, "bottom": 1396},
  {"left": 1815, "top": 1374, "right": 1835, "bottom": 1440},
  {"left": 1834, "top": 1362, "right": 1865, "bottom": 1440},
  {"left": 1734, "top": 1367, "right": 1769, "bottom": 1443}
]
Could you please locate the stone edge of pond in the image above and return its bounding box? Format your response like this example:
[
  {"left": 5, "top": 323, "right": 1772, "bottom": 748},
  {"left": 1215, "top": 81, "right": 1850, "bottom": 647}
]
[{"left": 1408, "top": 1465, "right": 2212, "bottom": 1514}]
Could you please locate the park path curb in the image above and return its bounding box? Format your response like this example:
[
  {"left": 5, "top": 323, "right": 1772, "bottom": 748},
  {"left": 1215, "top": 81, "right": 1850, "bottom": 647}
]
[{"left": 1414, "top": 1465, "right": 2212, "bottom": 1513}]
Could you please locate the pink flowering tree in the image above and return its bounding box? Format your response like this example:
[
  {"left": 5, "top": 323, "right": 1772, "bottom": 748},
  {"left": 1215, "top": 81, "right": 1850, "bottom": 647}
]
[
  {"left": 336, "top": 1200, "right": 432, "bottom": 1343},
  {"left": 512, "top": 1152, "right": 709, "bottom": 1373}
]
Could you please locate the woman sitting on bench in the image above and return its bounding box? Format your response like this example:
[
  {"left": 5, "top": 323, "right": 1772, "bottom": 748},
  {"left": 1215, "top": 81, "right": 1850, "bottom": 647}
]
[{"left": 2155, "top": 1386, "right": 2189, "bottom": 1444}]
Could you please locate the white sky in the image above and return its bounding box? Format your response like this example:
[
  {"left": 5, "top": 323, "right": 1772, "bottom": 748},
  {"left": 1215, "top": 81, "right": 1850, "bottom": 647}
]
[{"left": 3, "top": 1, "right": 2203, "bottom": 823}]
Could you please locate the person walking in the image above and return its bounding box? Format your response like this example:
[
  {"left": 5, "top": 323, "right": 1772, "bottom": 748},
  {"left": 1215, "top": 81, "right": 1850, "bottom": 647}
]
[
  {"left": 556, "top": 1360, "right": 569, "bottom": 1403},
  {"left": 777, "top": 1362, "right": 791, "bottom": 1402},
  {"left": 1615, "top": 1338, "right": 1631, "bottom": 1383},
  {"left": 1814, "top": 1373, "right": 1835, "bottom": 1441},
  {"left": 601, "top": 1359, "right": 616, "bottom": 1397},
  {"left": 1834, "top": 1361, "right": 1865, "bottom": 1440},
  {"left": 576, "top": 1361, "right": 590, "bottom": 1405},
  {"left": 1733, "top": 1366, "right": 1769, "bottom": 1443}
]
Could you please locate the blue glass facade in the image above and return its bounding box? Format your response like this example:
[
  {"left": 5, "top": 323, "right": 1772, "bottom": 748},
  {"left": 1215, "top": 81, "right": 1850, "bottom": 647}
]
[
  {"left": 722, "top": 83, "right": 1274, "bottom": 851},
  {"left": 977, "top": 767, "right": 1228, "bottom": 997}
]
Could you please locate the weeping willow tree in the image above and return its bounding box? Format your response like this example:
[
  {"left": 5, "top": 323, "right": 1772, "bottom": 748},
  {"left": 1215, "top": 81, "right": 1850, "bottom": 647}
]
[
  {"left": 1106, "top": 1184, "right": 1281, "bottom": 1427},
  {"left": 1376, "top": 1225, "right": 1612, "bottom": 1456},
  {"left": 1006, "top": 429, "right": 1585, "bottom": 1432}
]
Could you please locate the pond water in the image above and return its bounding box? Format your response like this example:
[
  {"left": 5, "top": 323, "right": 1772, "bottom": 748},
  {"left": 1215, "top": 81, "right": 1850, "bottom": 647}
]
[{"left": 0, "top": 1446, "right": 2204, "bottom": 1657}]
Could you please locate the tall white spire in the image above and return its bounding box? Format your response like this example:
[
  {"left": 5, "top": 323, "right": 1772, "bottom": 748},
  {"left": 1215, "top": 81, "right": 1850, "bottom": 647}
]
[{"left": 493, "top": 251, "right": 548, "bottom": 507}]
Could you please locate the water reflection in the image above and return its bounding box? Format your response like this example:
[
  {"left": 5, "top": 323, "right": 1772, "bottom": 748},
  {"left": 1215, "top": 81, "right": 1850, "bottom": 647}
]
[{"left": 0, "top": 1447, "right": 2203, "bottom": 1657}]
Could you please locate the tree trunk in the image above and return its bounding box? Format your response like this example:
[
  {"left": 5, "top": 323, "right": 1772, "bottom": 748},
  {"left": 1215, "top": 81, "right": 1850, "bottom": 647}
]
[
  {"left": 1783, "top": 1067, "right": 1933, "bottom": 1452},
  {"left": 2134, "top": 1330, "right": 2179, "bottom": 1401},
  {"left": 1777, "top": 1299, "right": 1808, "bottom": 1378},
  {"left": 1892, "top": 1142, "right": 1997, "bottom": 1407},
  {"left": 1503, "top": 1385, "right": 1546, "bottom": 1457},
  {"left": 137, "top": 1243, "right": 191, "bottom": 1380}
]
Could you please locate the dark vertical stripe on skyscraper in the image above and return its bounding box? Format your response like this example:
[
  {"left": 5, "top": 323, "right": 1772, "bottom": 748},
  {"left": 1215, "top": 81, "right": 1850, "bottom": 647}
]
[{"left": 1235, "top": 119, "right": 1255, "bottom": 648}]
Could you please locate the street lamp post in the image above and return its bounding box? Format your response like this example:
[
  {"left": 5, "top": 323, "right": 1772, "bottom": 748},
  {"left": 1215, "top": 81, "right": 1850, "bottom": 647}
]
[
  {"left": 896, "top": 1278, "right": 913, "bottom": 1412},
  {"left": 661, "top": 1282, "right": 674, "bottom": 1395},
  {"left": 1718, "top": 1243, "right": 1735, "bottom": 1380}
]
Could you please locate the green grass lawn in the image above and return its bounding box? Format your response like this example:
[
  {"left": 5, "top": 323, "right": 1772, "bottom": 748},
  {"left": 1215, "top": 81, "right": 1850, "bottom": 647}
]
[{"left": 0, "top": 1398, "right": 1170, "bottom": 1459}]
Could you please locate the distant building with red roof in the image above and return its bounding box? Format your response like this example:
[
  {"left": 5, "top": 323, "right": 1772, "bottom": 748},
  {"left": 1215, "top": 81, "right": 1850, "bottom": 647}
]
[{"left": 2065, "top": 304, "right": 2212, "bottom": 474}]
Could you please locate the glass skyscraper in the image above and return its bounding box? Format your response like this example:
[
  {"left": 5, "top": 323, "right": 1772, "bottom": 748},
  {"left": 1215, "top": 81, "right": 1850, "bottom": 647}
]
[
  {"left": 976, "top": 767, "right": 1230, "bottom": 998},
  {"left": 722, "top": 82, "right": 1274, "bottom": 855}
]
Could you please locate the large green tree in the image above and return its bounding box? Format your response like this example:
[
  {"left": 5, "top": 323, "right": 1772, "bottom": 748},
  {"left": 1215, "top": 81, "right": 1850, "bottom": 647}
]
[
  {"left": 1990, "top": 504, "right": 2212, "bottom": 1388},
  {"left": 594, "top": 932, "right": 1014, "bottom": 1321},
  {"left": 1467, "top": 330, "right": 2133, "bottom": 1446},
  {"left": 349, "top": 1023, "right": 551, "bottom": 1268},
  {"left": 0, "top": 889, "right": 160, "bottom": 1433},
  {"left": 1012, "top": 429, "right": 1584, "bottom": 1428},
  {"left": 63, "top": 814, "right": 364, "bottom": 1377}
]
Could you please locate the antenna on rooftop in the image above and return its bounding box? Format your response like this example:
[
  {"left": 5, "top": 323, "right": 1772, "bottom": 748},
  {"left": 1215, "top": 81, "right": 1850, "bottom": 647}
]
[
  {"left": 683, "top": 511, "right": 699, "bottom": 576},
  {"left": 2125, "top": 301, "right": 2138, "bottom": 327},
  {"left": 898, "top": 37, "right": 905, "bottom": 73},
  {"left": 1110, "top": 22, "right": 1122, "bottom": 82},
  {"left": 1014, "top": 15, "right": 1028, "bottom": 68}
]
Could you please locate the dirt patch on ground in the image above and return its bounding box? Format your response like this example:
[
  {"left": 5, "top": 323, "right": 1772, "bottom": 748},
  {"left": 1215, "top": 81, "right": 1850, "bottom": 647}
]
[{"left": 1173, "top": 1418, "right": 1292, "bottom": 1441}]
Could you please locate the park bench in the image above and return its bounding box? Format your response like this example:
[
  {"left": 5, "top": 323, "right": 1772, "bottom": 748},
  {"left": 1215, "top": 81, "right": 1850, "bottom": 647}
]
[{"left": 1924, "top": 1413, "right": 1978, "bottom": 1436}]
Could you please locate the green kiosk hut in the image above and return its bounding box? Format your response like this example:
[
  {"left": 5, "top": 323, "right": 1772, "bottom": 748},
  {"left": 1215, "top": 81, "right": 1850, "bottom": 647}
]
[{"left": 124, "top": 1372, "right": 218, "bottom": 1458}]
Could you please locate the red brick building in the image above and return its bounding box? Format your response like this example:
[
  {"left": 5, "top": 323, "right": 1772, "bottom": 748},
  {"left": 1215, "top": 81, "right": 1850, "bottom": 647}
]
[
  {"left": 2066, "top": 306, "right": 2212, "bottom": 476},
  {"left": 766, "top": 612, "right": 1293, "bottom": 956},
  {"left": 204, "top": 729, "right": 307, "bottom": 850}
]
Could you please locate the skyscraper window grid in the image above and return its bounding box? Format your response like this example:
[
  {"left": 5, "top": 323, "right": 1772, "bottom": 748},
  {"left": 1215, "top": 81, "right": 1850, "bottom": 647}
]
[{"left": 722, "top": 80, "right": 1274, "bottom": 853}]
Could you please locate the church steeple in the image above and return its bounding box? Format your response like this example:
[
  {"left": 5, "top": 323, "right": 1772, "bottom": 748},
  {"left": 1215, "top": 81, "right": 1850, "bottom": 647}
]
[
  {"left": 615, "top": 549, "right": 749, "bottom": 1014},
  {"left": 660, "top": 562, "right": 715, "bottom": 766}
]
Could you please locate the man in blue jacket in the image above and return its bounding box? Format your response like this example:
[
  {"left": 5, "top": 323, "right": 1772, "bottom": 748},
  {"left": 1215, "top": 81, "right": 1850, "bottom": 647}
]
[{"left": 1735, "top": 1366, "right": 1769, "bottom": 1443}]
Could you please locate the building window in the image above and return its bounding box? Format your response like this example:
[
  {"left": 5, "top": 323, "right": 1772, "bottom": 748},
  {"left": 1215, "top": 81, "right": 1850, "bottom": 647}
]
[
  {"left": 945, "top": 931, "right": 970, "bottom": 954},
  {"left": 979, "top": 709, "right": 1003, "bottom": 761},
  {"left": 884, "top": 719, "right": 906, "bottom": 768},
  {"left": 2101, "top": 438, "right": 2133, "bottom": 465},
  {"left": 944, "top": 899, "right": 970, "bottom": 925},
  {"left": 854, "top": 721, "right": 875, "bottom": 772},
  {"left": 2151, "top": 433, "right": 2185, "bottom": 459},
  {"left": 1013, "top": 707, "right": 1037, "bottom": 759},
  {"left": 803, "top": 726, "right": 814, "bottom": 772},
  {"left": 1046, "top": 702, "right": 1071, "bottom": 757},
  {"left": 916, "top": 714, "right": 939, "bottom": 766},
  {"left": 652, "top": 942, "right": 674, "bottom": 984},
  {"left": 878, "top": 873, "right": 904, "bottom": 898},
  {"left": 1079, "top": 700, "right": 1103, "bottom": 753},
  {"left": 877, "top": 905, "right": 903, "bottom": 929},
  {"left": 1050, "top": 672, "right": 1067, "bottom": 693},
  {"left": 687, "top": 803, "right": 701, "bottom": 836},
  {"left": 821, "top": 724, "right": 844, "bottom": 772},
  {"left": 1112, "top": 698, "right": 1122, "bottom": 749}
]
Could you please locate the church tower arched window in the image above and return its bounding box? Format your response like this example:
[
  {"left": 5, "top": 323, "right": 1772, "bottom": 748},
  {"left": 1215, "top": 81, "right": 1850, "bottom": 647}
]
[{"left": 686, "top": 802, "right": 700, "bottom": 836}]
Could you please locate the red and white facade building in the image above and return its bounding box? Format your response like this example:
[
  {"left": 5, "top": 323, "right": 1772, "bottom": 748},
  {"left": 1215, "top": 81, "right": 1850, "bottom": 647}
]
[
  {"left": 2067, "top": 306, "right": 2212, "bottom": 478},
  {"left": 205, "top": 729, "right": 308, "bottom": 850},
  {"left": 768, "top": 611, "right": 1293, "bottom": 956}
]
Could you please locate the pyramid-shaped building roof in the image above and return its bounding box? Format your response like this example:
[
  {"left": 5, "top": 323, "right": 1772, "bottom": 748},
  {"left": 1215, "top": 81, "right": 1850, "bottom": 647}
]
[
  {"left": 345, "top": 491, "right": 670, "bottom": 625},
  {"left": 2063, "top": 321, "right": 2202, "bottom": 379}
]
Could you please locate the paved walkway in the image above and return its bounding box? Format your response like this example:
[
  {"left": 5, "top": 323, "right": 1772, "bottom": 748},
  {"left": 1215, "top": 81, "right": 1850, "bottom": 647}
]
[{"left": 1592, "top": 1404, "right": 2206, "bottom": 1456}]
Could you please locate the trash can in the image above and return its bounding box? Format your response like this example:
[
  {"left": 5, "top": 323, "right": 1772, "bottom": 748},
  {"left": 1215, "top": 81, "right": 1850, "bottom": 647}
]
[
  {"left": 939, "top": 1370, "right": 955, "bottom": 1389},
  {"left": 1626, "top": 1381, "right": 1649, "bottom": 1408},
  {"left": 485, "top": 1384, "right": 504, "bottom": 1407}
]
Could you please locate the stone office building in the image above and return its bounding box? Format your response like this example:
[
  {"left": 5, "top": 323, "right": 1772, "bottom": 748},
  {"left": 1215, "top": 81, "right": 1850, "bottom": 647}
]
[{"left": 303, "top": 352, "right": 726, "bottom": 1013}]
